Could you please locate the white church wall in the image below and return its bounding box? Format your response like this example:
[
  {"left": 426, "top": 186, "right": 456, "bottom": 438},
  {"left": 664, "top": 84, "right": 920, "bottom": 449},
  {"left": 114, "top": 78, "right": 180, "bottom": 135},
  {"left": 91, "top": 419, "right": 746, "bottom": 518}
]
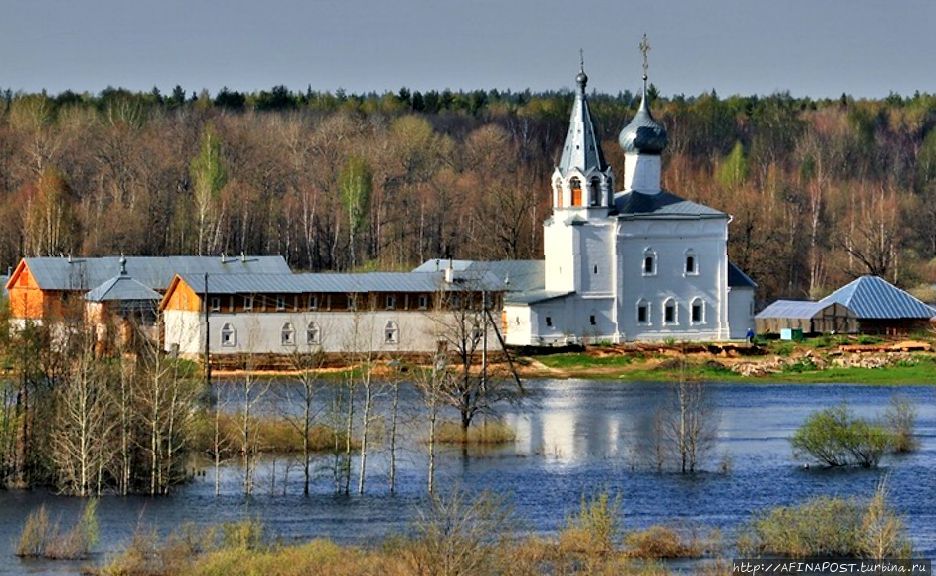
[
  {"left": 616, "top": 218, "right": 729, "bottom": 341},
  {"left": 728, "top": 286, "right": 755, "bottom": 339},
  {"left": 577, "top": 223, "right": 615, "bottom": 296},
  {"left": 544, "top": 219, "right": 576, "bottom": 293}
]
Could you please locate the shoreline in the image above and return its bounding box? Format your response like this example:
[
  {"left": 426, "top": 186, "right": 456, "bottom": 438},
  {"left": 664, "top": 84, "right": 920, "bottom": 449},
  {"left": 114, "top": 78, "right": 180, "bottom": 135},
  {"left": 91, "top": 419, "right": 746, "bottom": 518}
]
[{"left": 208, "top": 338, "right": 936, "bottom": 385}]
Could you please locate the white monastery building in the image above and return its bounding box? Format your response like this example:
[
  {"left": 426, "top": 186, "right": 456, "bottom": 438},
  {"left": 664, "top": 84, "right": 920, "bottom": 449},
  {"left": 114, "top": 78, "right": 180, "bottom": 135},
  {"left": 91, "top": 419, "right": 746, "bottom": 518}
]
[{"left": 421, "top": 63, "right": 756, "bottom": 346}]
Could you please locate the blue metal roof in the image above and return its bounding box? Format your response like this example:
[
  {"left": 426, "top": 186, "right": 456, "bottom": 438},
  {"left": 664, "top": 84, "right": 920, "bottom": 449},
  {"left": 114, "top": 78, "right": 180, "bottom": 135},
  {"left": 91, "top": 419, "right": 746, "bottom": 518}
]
[
  {"left": 756, "top": 300, "right": 834, "bottom": 320},
  {"left": 614, "top": 190, "right": 725, "bottom": 219},
  {"left": 413, "top": 259, "right": 545, "bottom": 293},
  {"left": 176, "top": 270, "right": 505, "bottom": 296},
  {"left": 504, "top": 290, "right": 573, "bottom": 305},
  {"left": 820, "top": 275, "right": 936, "bottom": 320},
  {"left": 85, "top": 274, "right": 161, "bottom": 302},
  {"left": 19, "top": 255, "right": 290, "bottom": 291},
  {"left": 728, "top": 261, "right": 757, "bottom": 288}
]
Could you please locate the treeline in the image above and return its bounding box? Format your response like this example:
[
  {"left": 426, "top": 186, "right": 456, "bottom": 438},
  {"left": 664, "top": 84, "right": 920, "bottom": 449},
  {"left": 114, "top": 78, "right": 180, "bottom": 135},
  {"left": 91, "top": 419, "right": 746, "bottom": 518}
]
[{"left": 1, "top": 85, "right": 935, "bottom": 303}]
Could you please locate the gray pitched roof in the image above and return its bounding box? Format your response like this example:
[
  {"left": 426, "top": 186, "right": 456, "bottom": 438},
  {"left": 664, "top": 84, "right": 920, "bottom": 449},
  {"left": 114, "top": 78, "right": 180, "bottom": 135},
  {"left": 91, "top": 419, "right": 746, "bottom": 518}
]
[
  {"left": 413, "top": 259, "right": 544, "bottom": 293},
  {"left": 176, "top": 270, "right": 505, "bottom": 296},
  {"left": 557, "top": 70, "right": 607, "bottom": 176},
  {"left": 504, "top": 289, "right": 572, "bottom": 305},
  {"left": 728, "top": 261, "right": 757, "bottom": 288},
  {"left": 819, "top": 275, "right": 936, "bottom": 320},
  {"left": 755, "top": 300, "right": 834, "bottom": 320},
  {"left": 85, "top": 274, "right": 162, "bottom": 302},
  {"left": 19, "top": 255, "right": 290, "bottom": 291},
  {"left": 614, "top": 190, "right": 725, "bottom": 219}
]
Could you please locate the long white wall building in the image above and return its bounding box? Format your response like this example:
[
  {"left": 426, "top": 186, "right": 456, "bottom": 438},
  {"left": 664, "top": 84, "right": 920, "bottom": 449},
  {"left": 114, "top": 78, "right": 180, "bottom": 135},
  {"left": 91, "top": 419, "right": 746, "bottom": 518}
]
[{"left": 161, "top": 270, "right": 503, "bottom": 357}]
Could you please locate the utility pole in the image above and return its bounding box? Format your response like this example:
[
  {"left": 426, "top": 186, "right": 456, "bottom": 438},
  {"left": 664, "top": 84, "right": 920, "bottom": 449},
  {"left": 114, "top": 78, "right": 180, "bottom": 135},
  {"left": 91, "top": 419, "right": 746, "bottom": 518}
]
[{"left": 204, "top": 272, "right": 211, "bottom": 389}]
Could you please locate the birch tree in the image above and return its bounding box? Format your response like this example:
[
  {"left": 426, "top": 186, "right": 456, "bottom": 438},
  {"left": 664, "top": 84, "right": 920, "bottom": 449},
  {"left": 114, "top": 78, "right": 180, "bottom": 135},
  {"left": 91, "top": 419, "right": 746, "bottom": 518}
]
[
  {"left": 190, "top": 126, "right": 227, "bottom": 255},
  {"left": 51, "top": 331, "right": 113, "bottom": 497}
]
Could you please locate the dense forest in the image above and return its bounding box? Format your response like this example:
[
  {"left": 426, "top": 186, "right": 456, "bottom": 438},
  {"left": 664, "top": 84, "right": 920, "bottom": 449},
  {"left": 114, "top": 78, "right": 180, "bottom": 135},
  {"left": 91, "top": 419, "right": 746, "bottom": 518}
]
[{"left": 0, "top": 84, "right": 934, "bottom": 305}]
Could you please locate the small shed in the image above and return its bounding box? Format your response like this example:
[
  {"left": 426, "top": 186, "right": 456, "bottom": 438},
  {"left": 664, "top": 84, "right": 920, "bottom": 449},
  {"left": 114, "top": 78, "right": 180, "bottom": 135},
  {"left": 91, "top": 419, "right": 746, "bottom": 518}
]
[
  {"left": 755, "top": 300, "right": 857, "bottom": 335},
  {"left": 820, "top": 275, "right": 936, "bottom": 335}
]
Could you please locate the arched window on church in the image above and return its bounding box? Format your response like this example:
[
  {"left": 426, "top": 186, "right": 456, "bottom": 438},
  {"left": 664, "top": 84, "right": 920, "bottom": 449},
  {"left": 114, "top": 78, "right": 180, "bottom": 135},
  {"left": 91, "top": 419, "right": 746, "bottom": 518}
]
[
  {"left": 553, "top": 178, "right": 563, "bottom": 207},
  {"left": 569, "top": 177, "right": 582, "bottom": 206},
  {"left": 642, "top": 248, "right": 657, "bottom": 276},
  {"left": 636, "top": 299, "right": 650, "bottom": 325},
  {"left": 685, "top": 249, "right": 699, "bottom": 275},
  {"left": 690, "top": 298, "right": 705, "bottom": 324},
  {"left": 590, "top": 177, "right": 601, "bottom": 206},
  {"left": 663, "top": 299, "right": 677, "bottom": 325}
]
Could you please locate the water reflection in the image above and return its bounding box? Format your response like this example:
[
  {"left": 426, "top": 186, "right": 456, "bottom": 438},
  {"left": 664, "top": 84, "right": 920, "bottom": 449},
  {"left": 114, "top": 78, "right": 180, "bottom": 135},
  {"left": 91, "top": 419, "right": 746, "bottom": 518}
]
[{"left": 0, "top": 379, "right": 934, "bottom": 576}]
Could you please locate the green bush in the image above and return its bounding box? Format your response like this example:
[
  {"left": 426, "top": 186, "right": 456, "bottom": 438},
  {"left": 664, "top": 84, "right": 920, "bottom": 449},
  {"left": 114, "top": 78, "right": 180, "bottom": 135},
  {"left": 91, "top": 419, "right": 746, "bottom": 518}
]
[
  {"left": 885, "top": 396, "right": 917, "bottom": 453},
  {"left": 739, "top": 482, "right": 911, "bottom": 559},
  {"left": 791, "top": 404, "right": 892, "bottom": 467}
]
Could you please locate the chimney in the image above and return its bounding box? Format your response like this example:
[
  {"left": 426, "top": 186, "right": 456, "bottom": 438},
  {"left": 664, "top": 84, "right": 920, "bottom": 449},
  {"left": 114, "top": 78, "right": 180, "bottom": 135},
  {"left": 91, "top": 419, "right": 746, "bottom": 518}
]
[
  {"left": 241, "top": 252, "right": 246, "bottom": 262},
  {"left": 444, "top": 260, "right": 454, "bottom": 284},
  {"left": 220, "top": 252, "right": 227, "bottom": 264}
]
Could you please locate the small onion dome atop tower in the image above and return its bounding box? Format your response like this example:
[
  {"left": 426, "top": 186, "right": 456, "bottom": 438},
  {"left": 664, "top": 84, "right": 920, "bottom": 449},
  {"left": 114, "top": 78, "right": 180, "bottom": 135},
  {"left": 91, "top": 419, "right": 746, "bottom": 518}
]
[
  {"left": 619, "top": 34, "right": 667, "bottom": 156},
  {"left": 618, "top": 81, "right": 667, "bottom": 155}
]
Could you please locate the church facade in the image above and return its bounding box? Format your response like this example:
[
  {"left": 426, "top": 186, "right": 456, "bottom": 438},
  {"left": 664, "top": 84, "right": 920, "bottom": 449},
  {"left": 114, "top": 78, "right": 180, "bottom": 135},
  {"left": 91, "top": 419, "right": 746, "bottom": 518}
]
[{"left": 488, "top": 64, "right": 756, "bottom": 345}]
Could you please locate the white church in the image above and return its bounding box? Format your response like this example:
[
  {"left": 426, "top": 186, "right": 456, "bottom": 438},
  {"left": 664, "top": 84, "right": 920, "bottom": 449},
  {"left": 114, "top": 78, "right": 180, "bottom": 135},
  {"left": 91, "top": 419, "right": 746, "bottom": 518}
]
[{"left": 421, "top": 60, "right": 756, "bottom": 346}]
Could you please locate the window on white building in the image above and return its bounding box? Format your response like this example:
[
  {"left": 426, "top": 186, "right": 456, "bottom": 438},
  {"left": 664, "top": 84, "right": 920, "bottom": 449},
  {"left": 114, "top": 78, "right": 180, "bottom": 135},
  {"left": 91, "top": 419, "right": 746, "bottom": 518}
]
[
  {"left": 691, "top": 298, "right": 705, "bottom": 324},
  {"left": 546, "top": 316, "right": 553, "bottom": 327},
  {"left": 385, "top": 295, "right": 396, "bottom": 310},
  {"left": 663, "top": 299, "right": 677, "bottom": 325},
  {"left": 308, "top": 295, "right": 318, "bottom": 310},
  {"left": 221, "top": 323, "right": 236, "bottom": 347},
  {"left": 210, "top": 297, "right": 221, "bottom": 312},
  {"left": 593, "top": 264, "right": 598, "bottom": 275},
  {"left": 276, "top": 296, "right": 286, "bottom": 311},
  {"left": 384, "top": 321, "right": 399, "bottom": 344},
  {"left": 347, "top": 295, "right": 356, "bottom": 310},
  {"left": 637, "top": 300, "right": 650, "bottom": 325},
  {"left": 642, "top": 249, "right": 657, "bottom": 276},
  {"left": 244, "top": 295, "right": 254, "bottom": 311},
  {"left": 685, "top": 251, "right": 698, "bottom": 275},
  {"left": 306, "top": 322, "right": 320, "bottom": 345},
  {"left": 281, "top": 322, "right": 295, "bottom": 346},
  {"left": 418, "top": 294, "right": 429, "bottom": 310},
  {"left": 589, "top": 315, "right": 597, "bottom": 326}
]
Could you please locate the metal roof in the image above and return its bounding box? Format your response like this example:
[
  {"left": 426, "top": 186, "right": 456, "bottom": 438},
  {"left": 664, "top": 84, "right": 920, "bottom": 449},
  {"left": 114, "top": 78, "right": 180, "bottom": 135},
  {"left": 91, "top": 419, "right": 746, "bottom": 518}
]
[
  {"left": 85, "top": 274, "right": 162, "bottom": 302},
  {"left": 414, "top": 259, "right": 545, "bottom": 294},
  {"left": 728, "top": 261, "right": 757, "bottom": 288},
  {"left": 504, "top": 290, "right": 573, "bottom": 305},
  {"left": 614, "top": 190, "right": 725, "bottom": 219},
  {"left": 820, "top": 275, "right": 936, "bottom": 320},
  {"left": 175, "top": 270, "right": 505, "bottom": 296},
  {"left": 18, "top": 255, "right": 290, "bottom": 291},
  {"left": 557, "top": 68, "right": 608, "bottom": 176},
  {"left": 755, "top": 300, "right": 835, "bottom": 320}
]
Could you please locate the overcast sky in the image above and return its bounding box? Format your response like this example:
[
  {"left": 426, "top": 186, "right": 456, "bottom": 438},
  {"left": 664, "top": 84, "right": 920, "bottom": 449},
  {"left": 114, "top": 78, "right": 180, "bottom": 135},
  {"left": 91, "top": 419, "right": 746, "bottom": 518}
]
[{"left": 2, "top": 0, "right": 933, "bottom": 98}]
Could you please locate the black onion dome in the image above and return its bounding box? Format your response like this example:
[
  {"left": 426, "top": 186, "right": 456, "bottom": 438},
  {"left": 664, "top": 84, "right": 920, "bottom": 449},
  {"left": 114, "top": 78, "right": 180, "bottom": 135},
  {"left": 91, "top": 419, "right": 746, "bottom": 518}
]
[{"left": 618, "top": 88, "right": 667, "bottom": 155}]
